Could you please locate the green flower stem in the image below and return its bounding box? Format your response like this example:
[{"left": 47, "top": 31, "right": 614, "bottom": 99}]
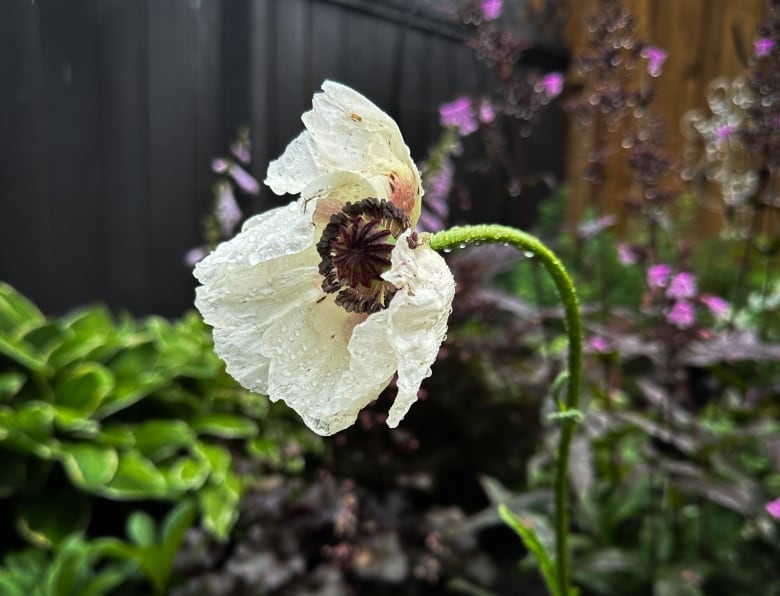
[{"left": 429, "top": 225, "right": 583, "bottom": 596}]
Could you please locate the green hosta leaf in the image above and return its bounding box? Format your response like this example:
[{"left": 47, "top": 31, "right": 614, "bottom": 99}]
[
  {"left": 0, "top": 372, "right": 26, "bottom": 401},
  {"left": 0, "top": 335, "right": 49, "bottom": 374},
  {"left": 0, "top": 283, "right": 44, "bottom": 334},
  {"left": 52, "top": 405, "right": 100, "bottom": 436},
  {"left": 97, "top": 425, "right": 136, "bottom": 449},
  {"left": 133, "top": 419, "right": 196, "bottom": 461},
  {"left": 0, "top": 404, "right": 56, "bottom": 458},
  {"left": 193, "top": 442, "right": 231, "bottom": 483},
  {"left": 20, "top": 322, "right": 64, "bottom": 362},
  {"left": 190, "top": 413, "right": 257, "bottom": 439},
  {"left": 54, "top": 363, "right": 114, "bottom": 416},
  {"left": 199, "top": 472, "right": 241, "bottom": 540},
  {"left": 98, "top": 346, "right": 166, "bottom": 418},
  {"left": 100, "top": 451, "right": 169, "bottom": 500},
  {"left": 498, "top": 503, "right": 563, "bottom": 596},
  {"left": 165, "top": 457, "right": 209, "bottom": 492},
  {"left": 17, "top": 492, "right": 90, "bottom": 548},
  {"left": 100, "top": 499, "right": 197, "bottom": 594},
  {"left": 60, "top": 443, "right": 119, "bottom": 490},
  {"left": 127, "top": 511, "right": 156, "bottom": 547}
]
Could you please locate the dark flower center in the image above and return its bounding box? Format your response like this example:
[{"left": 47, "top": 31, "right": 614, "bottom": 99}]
[{"left": 317, "top": 198, "right": 411, "bottom": 313}]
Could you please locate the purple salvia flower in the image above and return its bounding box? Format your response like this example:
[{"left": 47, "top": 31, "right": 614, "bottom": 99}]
[
  {"left": 480, "top": 0, "right": 502, "bottom": 21},
  {"left": 647, "top": 263, "right": 672, "bottom": 288},
  {"left": 211, "top": 158, "right": 230, "bottom": 174},
  {"left": 755, "top": 37, "right": 774, "bottom": 57},
  {"left": 440, "top": 97, "right": 478, "bottom": 136},
  {"left": 666, "top": 272, "right": 697, "bottom": 299},
  {"left": 539, "top": 72, "right": 564, "bottom": 98},
  {"left": 617, "top": 243, "right": 638, "bottom": 265},
  {"left": 228, "top": 164, "right": 260, "bottom": 195},
  {"left": 642, "top": 46, "right": 668, "bottom": 77},
  {"left": 666, "top": 300, "right": 696, "bottom": 329},
  {"left": 185, "top": 246, "right": 208, "bottom": 268},
  {"left": 766, "top": 497, "right": 780, "bottom": 519},
  {"left": 216, "top": 182, "right": 242, "bottom": 237},
  {"left": 230, "top": 140, "right": 252, "bottom": 165},
  {"left": 700, "top": 294, "right": 730, "bottom": 319}
]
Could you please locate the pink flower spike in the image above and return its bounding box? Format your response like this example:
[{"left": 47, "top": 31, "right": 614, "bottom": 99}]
[
  {"left": 767, "top": 497, "right": 780, "bottom": 519},
  {"left": 647, "top": 263, "right": 672, "bottom": 288},
  {"left": 617, "top": 243, "right": 638, "bottom": 265},
  {"left": 755, "top": 37, "right": 774, "bottom": 57},
  {"left": 439, "top": 97, "right": 478, "bottom": 136},
  {"left": 539, "top": 72, "right": 564, "bottom": 98},
  {"left": 666, "top": 272, "right": 697, "bottom": 299},
  {"left": 481, "top": 0, "right": 502, "bottom": 21},
  {"left": 642, "top": 46, "right": 668, "bottom": 77},
  {"left": 666, "top": 300, "right": 696, "bottom": 329},
  {"left": 700, "top": 294, "right": 730, "bottom": 319}
]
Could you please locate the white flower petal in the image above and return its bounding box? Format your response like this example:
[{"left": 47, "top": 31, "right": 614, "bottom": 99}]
[
  {"left": 264, "top": 131, "right": 323, "bottom": 196},
  {"left": 194, "top": 202, "right": 321, "bottom": 394},
  {"left": 382, "top": 234, "right": 455, "bottom": 427},
  {"left": 262, "top": 299, "right": 393, "bottom": 435},
  {"left": 264, "top": 81, "right": 422, "bottom": 222}
]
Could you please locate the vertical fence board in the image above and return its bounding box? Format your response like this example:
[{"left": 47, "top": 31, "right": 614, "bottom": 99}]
[
  {"left": 38, "top": 0, "right": 103, "bottom": 308},
  {"left": 0, "top": 1, "right": 49, "bottom": 308},
  {"left": 249, "top": 0, "right": 272, "bottom": 211},
  {"left": 147, "top": 0, "right": 222, "bottom": 316},
  {"left": 95, "top": 0, "right": 152, "bottom": 313}
]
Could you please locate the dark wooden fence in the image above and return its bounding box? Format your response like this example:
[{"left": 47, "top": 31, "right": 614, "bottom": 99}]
[{"left": 0, "top": 0, "right": 564, "bottom": 316}]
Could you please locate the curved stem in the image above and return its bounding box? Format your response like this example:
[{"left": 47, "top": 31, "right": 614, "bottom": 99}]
[{"left": 430, "top": 225, "right": 583, "bottom": 596}]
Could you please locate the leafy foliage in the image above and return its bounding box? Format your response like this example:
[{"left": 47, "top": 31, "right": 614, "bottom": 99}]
[{"left": 0, "top": 282, "right": 323, "bottom": 592}]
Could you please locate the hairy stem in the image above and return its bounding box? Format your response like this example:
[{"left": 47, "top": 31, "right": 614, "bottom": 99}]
[{"left": 429, "top": 225, "right": 583, "bottom": 596}]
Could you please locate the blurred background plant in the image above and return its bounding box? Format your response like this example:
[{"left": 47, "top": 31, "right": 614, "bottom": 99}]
[{"left": 1, "top": 0, "right": 779, "bottom": 595}]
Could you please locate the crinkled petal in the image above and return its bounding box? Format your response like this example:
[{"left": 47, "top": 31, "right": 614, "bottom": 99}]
[
  {"left": 194, "top": 201, "right": 321, "bottom": 394},
  {"left": 265, "top": 81, "right": 422, "bottom": 223},
  {"left": 261, "top": 299, "right": 394, "bottom": 435},
  {"left": 265, "top": 131, "right": 323, "bottom": 196},
  {"left": 382, "top": 233, "right": 455, "bottom": 427}
]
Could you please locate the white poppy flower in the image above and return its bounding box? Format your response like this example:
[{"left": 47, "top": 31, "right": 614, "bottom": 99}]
[{"left": 194, "top": 81, "right": 455, "bottom": 436}]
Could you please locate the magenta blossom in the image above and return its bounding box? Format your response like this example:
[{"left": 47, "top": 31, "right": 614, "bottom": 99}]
[
  {"left": 642, "top": 46, "right": 668, "bottom": 77},
  {"left": 439, "top": 97, "right": 478, "bottom": 136},
  {"left": 666, "top": 300, "right": 695, "bottom": 329},
  {"left": 647, "top": 263, "right": 672, "bottom": 288},
  {"left": 755, "top": 37, "right": 775, "bottom": 57},
  {"left": 539, "top": 72, "right": 564, "bottom": 98},
  {"left": 587, "top": 336, "right": 611, "bottom": 353},
  {"left": 479, "top": 100, "right": 496, "bottom": 124},
  {"left": 617, "top": 243, "right": 638, "bottom": 265},
  {"left": 480, "top": 0, "right": 502, "bottom": 21},
  {"left": 700, "top": 294, "right": 730, "bottom": 319},
  {"left": 666, "top": 272, "right": 697, "bottom": 299},
  {"left": 716, "top": 124, "right": 737, "bottom": 141},
  {"left": 766, "top": 497, "right": 780, "bottom": 519}
]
